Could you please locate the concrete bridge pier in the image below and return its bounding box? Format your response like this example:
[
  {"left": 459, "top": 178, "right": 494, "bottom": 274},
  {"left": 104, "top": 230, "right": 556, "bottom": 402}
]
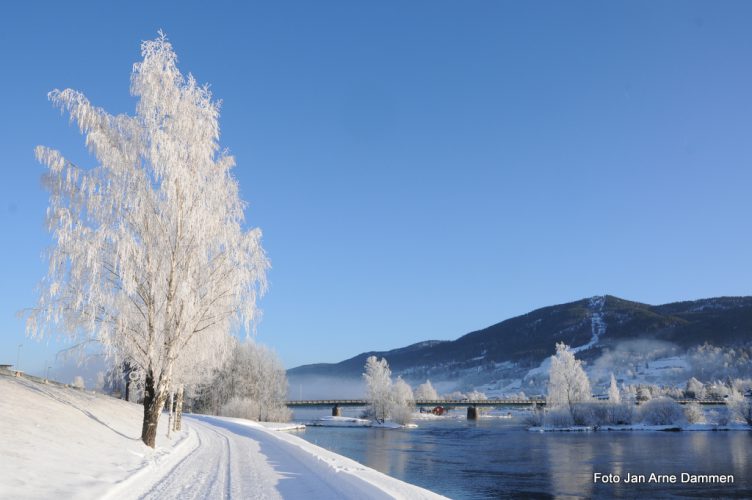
[
  {"left": 332, "top": 404, "right": 341, "bottom": 417},
  {"left": 467, "top": 406, "right": 478, "bottom": 420}
]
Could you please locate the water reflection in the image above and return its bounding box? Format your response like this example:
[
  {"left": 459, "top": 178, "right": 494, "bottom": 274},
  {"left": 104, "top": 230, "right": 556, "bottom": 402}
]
[
  {"left": 546, "top": 434, "right": 594, "bottom": 499},
  {"left": 294, "top": 411, "right": 752, "bottom": 499}
]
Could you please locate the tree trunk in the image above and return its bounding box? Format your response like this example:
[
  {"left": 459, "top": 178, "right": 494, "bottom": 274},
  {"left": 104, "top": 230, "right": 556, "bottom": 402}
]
[
  {"left": 174, "top": 384, "right": 184, "bottom": 431},
  {"left": 124, "top": 370, "right": 131, "bottom": 402},
  {"left": 141, "top": 369, "right": 167, "bottom": 448},
  {"left": 166, "top": 390, "right": 174, "bottom": 438}
]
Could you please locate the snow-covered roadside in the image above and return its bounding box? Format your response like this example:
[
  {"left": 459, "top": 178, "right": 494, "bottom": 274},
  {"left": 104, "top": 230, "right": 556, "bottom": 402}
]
[
  {"left": 1, "top": 374, "right": 446, "bottom": 499},
  {"left": 0, "top": 373, "right": 186, "bottom": 499}
]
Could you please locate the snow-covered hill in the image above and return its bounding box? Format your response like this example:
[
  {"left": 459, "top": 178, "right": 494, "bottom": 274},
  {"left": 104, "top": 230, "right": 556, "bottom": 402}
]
[
  {"left": 288, "top": 295, "right": 752, "bottom": 397},
  {"left": 0, "top": 372, "right": 184, "bottom": 499}
]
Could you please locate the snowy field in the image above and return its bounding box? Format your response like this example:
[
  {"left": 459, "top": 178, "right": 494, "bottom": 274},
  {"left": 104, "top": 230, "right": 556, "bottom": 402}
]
[{"left": 0, "top": 373, "right": 445, "bottom": 499}]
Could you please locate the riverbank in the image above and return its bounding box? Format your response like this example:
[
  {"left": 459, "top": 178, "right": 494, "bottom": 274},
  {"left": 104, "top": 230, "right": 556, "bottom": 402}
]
[{"left": 529, "top": 423, "right": 751, "bottom": 432}]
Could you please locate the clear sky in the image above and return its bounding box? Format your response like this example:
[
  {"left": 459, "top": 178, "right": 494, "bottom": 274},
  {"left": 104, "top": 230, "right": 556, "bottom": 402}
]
[{"left": 1, "top": 1, "right": 751, "bottom": 377}]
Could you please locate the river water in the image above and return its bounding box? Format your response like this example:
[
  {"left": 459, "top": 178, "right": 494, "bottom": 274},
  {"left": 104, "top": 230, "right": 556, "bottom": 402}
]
[{"left": 292, "top": 408, "right": 752, "bottom": 499}]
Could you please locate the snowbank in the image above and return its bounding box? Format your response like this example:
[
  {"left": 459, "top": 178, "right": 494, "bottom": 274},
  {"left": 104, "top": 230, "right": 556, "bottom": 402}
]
[
  {"left": 257, "top": 421, "right": 306, "bottom": 431},
  {"left": 307, "top": 416, "right": 418, "bottom": 428},
  {"left": 307, "top": 415, "right": 372, "bottom": 427},
  {"left": 0, "top": 372, "right": 186, "bottom": 499}
]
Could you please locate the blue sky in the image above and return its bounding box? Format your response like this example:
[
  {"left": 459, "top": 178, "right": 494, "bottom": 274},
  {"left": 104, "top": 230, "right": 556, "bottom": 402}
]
[{"left": 1, "top": 1, "right": 752, "bottom": 377}]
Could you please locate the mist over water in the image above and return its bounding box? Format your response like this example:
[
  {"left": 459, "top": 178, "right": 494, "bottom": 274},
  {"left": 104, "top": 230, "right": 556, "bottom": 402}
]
[{"left": 287, "top": 376, "right": 365, "bottom": 400}]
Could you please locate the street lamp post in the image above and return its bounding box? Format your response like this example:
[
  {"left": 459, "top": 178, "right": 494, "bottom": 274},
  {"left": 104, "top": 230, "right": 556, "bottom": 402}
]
[{"left": 16, "top": 344, "right": 22, "bottom": 372}]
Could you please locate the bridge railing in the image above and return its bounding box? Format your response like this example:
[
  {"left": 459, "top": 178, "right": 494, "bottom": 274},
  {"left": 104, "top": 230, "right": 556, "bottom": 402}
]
[
  {"left": 285, "top": 398, "right": 731, "bottom": 407},
  {"left": 285, "top": 399, "right": 547, "bottom": 407}
]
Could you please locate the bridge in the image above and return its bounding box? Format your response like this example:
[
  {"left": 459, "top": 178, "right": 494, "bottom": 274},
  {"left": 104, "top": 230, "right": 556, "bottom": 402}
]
[
  {"left": 286, "top": 399, "right": 545, "bottom": 419},
  {"left": 286, "top": 398, "right": 729, "bottom": 420}
]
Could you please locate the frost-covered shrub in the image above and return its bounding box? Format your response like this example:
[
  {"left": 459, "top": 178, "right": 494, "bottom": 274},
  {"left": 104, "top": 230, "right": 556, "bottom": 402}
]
[
  {"left": 712, "top": 407, "right": 732, "bottom": 426},
  {"left": 390, "top": 405, "right": 414, "bottom": 425},
  {"left": 194, "top": 340, "right": 291, "bottom": 422},
  {"left": 71, "top": 375, "right": 85, "bottom": 390},
  {"left": 544, "top": 408, "right": 574, "bottom": 428},
  {"left": 389, "top": 377, "right": 415, "bottom": 425},
  {"left": 414, "top": 380, "right": 439, "bottom": 400},
  {"left": 729, "top": 399, "right": 752, "bottom": 425},
  {"left": 731, "top": 378, "right": 752, "bottom": 395},
  {"left": 571, "top": 403, "right": 601, "bottom": 426},
  {"left": 442, "top": 391, "right": 467, "bottom": 400},
  {"left": 220, "top": 396, "right": 291, "bottom": 423},
  {"left": 685, "top": 377, "right": 706, "bottom": 400},
  {"left": 684, "top": 403, "right": 705, "bottom": 424},
  {"left": 636, "top": 386, "right": 652, "bottom": 402},
  {"left": 465, "top": 390, "right": 488, "bottom": 401},
  {"left": 267, "top": 405, "right": 292, "bottom": 422},
  {"left": 706, "top": 382, "right": 731, "bottom": 401},
  {"left": 663, "top": 386, "right": 684, "bottom": 399},
  {"left": 638, "top": 398, "right": 685, "bottom": 426},
  {"left": 570, "top": 402, "right": 633, "bottom": 426},
  {"left": 221, "top": 397, "right": 261, "bottom": 420},
  {"left": 523, "top": 408, "right": 544, "bottom": 427},
  {"left": 607, "top": 403, "right": 634, "bottom": 425}
]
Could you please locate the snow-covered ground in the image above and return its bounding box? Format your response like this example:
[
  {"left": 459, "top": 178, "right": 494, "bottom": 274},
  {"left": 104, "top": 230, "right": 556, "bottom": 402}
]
[{"left": 0, "top": 373, "right": 445, "bottom": 499}]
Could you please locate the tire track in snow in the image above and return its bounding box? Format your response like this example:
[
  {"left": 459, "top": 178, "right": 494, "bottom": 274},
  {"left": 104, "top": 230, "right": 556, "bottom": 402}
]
[
  {"left": 138, "top": 420, "right": 231, "bottom": 500},
  {"left": 134, "top": 417, "right": 282, "bottom": 500}
]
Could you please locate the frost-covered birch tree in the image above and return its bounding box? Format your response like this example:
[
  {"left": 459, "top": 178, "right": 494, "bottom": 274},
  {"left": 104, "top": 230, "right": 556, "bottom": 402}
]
[
  {"left": 26, "top": 33, "right": 268, "bottom": 447},
  {"left": 170, "top": 331, "right": 236, "bottom": 433},
  {"left": 547, "top": 343, "right": 592, "bottom": 410},
  {"left": 390, "top": 377, "right": 415, "bottom": 425},
  {"left": 608, "top": 373, "right": 620, "bottom": 403},
  {"left": 194, "top": 339, "right": 290, "bottom": 422},
  {"left": 414, "top": 379, "right": 439, "bottom": 400},
  {"left": 363, "top": 356, "right": 393, "bottom": 422}
]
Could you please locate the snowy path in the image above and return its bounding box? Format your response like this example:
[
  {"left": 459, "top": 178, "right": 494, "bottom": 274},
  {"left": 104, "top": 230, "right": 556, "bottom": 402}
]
[
  {"left": 116, "top": 415, "right": 445, "bottom": 500},
  {"left": 127, "top": 418, "right": 278, "bottom": 499}
]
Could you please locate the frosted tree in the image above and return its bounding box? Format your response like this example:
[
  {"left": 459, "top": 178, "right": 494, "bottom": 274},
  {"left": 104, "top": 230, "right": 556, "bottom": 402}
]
[
  {"left": 95, "top": 371, "right": 106, "bottom": 392},
  {"left": 414, "top": 379, "right": 439, "bottom": 400},
  {"left": 26, "top": 33, "right": 269, "bottom": 447},
  {"left": 363, "top": 356, "right": 393, "bottom": 422},
  {"left": 728, "top": 389, "right": 752, "bottom": 426},
  {"left": 169, "top": 331, "right": 235, "bottom": 434},
  {"left": 547, "top": 343, "right": 592, "bottom": 410},
  {"left": 195, "top": 339, "right": 290, "bottom": 422},
  {"left": 608, "top": 373, "right": 620, "bottom": 403},
  {"left": 72, "top": 375, "right": 85, "bottom": 389},
  {"left": 685, "top": 377, "right": 706, "bottom": 399},
  {"left": 466, "top": 390, "right": 488, "bottom": 400},
  {"left": 390, "top": 377, "right": 416, "bottom": 425}
]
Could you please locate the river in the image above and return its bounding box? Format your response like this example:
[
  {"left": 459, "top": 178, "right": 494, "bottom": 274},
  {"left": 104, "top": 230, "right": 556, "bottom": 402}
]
[{"left": 292, "top": 408, "right": 752, "bottom": 499}]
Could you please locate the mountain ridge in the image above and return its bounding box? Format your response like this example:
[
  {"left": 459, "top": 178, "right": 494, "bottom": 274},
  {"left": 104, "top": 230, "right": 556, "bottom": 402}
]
[{"left": 288, "top": 295, "right": 752, "bottom": 387}]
